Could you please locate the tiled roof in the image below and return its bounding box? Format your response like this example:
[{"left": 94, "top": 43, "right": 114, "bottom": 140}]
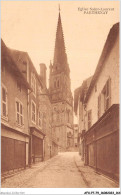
[
  {"left": 9, "top": 48, "right": 43, "bottom": 89},
  {"left": 1, "top": 39, "right": 32, "bottom": 90}
]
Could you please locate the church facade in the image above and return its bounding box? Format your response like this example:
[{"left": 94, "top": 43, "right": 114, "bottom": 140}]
[{"left": 49, "top": 11, "right": 74, "bottom": 151}]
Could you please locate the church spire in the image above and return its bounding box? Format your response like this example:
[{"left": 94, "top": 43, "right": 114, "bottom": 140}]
[{"left": 53, "top": 8, "right": 69, "bottom": 74}]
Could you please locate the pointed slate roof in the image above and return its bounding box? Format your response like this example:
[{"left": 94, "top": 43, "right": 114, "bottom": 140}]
[{"left": 53, "top": 11, "right": 69, "bottom": 73}]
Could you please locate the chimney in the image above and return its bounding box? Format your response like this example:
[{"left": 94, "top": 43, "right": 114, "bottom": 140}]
[{"left": 40, "top": 63, "right": 47, "bottom": 87}]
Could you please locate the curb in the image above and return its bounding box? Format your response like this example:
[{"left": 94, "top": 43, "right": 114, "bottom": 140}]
[
  {"left": 74, "top": 156, "right": 119, "bottom": 188},
  {"left": 74, "top": 156, "right": 90, "bottom": 187},
  {"left": 1, "top": 154, "right": 58, "bottom": 183}
]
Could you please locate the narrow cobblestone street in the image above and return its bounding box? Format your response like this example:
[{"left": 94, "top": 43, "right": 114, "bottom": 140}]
[
  {"left": 2, "top": 152, "right": 86, "bottom": 188},
  {"left": 2, "top": 152, "right": 118, "bottom": 188}
]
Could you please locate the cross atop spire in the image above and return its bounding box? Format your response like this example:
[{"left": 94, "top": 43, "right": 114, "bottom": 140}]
[{"left": 59, "top": 4, "right": 61, "bottom": 12}]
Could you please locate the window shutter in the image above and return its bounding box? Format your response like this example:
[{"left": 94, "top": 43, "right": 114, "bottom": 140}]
[
  {"left": 109, "top": 77, "right": 111, "bottom": 107},
  {"left": 98, "top": 94, "right": 101, "bottom": 119},
  {"left": 35, "top": 79, "right": 36, "bottom": 96},
  {"left": 15, "top": 101, "right": 17, "bottom": 122},
  {"left": 6, "top": 90, "right": 8, "bottom": 117},
  {"left": 22, "top": 104, "right": 24, "bottom": 125}
]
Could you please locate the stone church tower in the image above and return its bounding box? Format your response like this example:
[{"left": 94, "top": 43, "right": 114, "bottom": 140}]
[{"left": 49, "top": 10, "right": 73, "bottom": 151}]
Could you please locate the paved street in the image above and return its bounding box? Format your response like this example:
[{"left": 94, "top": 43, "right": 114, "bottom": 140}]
[
  {"left": 1, "top": 152, "right": 118, "bottom": 188},
  {"left": 2, "top": 152, "right": 87, "bottom": 188}
]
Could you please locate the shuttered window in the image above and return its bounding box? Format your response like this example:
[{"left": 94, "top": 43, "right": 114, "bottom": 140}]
[
  {"left": 98, "top": 94, "right": 101, "bottom": 119},
  {"left": 38, "top": 111, "right": 43, "bottom": 128},
  {"left": 31, "top": 101, "right": 36, "bottom": 124},
  {"left": 16, "top": 100, "right": 24, "bottom": 126},
  {"left": 1, "top": 85, "right": 8, "bottom": 119},
  {"left": 102, "top": 78, "right": 111, "bottom": 112}
]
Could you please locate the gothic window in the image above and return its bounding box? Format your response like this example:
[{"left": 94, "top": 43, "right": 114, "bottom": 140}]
[
  {"left": 68, "top": 111, "right": 69, "bottom": 123},
  {"left": 57, "top": 80, "right": 60, "bottom": 88},
  {"left": 54, "top": 80, "right": 56, "bottom": 88},
  {"left": 67, "top": 110, "right": 70, "bottom": 123},
  {"left": 52, "top": 112, "right": 54, "bottom": 122},
  {"left": 57, "top": 113, "right": 60, "bottom": 122},
  {"left": 54, "top": 78, "right": 60, "bottom": 89}
]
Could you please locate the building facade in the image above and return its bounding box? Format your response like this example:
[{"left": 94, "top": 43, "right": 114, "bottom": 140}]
[
  {"left": 74, "top": 23, "right": 119, "bottom": 181},
  {"left": 74, "top": 77, "right": 92, "bottom": 157},
  {"left": 1, "top": 40, "right": 31, "bottom": 173},
  {"left": 1, "top": 39, "right": 59, "bottom": 173},
  {"left": 10, "top": 50, "right": 58, "bottom": 163},
  {"left": 49, "top": 12, "right": 74, "bottom": 151}
]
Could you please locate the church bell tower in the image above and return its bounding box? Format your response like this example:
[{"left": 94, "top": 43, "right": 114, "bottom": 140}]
[{"left": 49, "top": 8, "right": 73, "bottom": 151}]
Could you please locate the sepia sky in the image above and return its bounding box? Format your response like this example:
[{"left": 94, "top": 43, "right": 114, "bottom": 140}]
[{"left": 1, "top": 1, "right": 119, "bottom": 94}]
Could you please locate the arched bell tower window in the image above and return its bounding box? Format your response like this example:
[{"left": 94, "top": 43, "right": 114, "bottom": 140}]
[
  {"left": 57, "top": 80, "right": 60, "bottom": 88},
  {"left": 54, "top": 80, "right": 56, "bottom": 88},
  {"left": 54, "top": 78, "right": 60, "bottom": 89}
]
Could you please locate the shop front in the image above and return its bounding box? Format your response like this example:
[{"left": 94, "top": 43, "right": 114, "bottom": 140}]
[
  {"left": 29, "top": 127, "right": 45, "bottom": 164},
  {"left": 1, "top": 123, "right": 29, "bottom": 173}
]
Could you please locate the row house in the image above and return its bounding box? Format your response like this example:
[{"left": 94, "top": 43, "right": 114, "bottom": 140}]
[
  {"left": 10, "top": 49, "right": 58, "bottom": 163},
  {"left": 1, "top": 39, "right": 58, "bottom": 173},
  {"left": 9, "top": 50, "right": 46, "bottom": 164},
  {"left": 74, "top": 76, "right": 92, "bottom": 157},
  {"left": 74, "top": 23, "right": 119, "bottom": 181},
  {"left": 1, "top": 40, "right": 31, "bottom": 173}
]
